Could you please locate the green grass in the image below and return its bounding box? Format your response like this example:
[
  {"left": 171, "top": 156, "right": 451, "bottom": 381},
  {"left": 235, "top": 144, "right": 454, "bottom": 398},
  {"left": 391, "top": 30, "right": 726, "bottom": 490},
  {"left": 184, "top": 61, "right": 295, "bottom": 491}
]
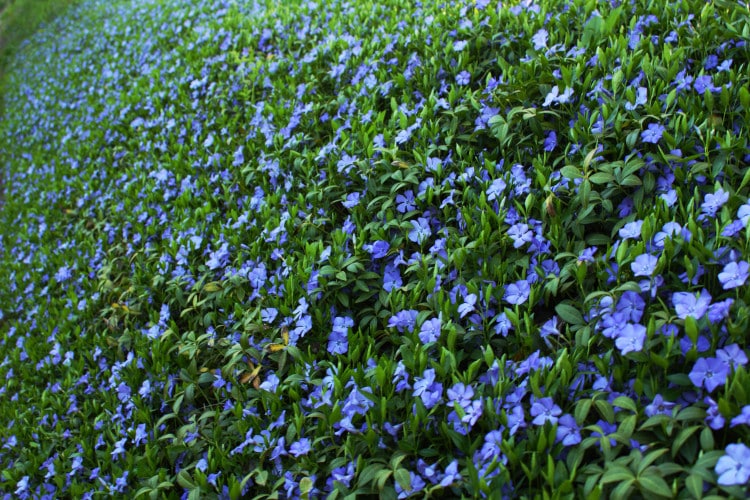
[{"left": 0, "top": 0, "right": 79, "bottom": 80}]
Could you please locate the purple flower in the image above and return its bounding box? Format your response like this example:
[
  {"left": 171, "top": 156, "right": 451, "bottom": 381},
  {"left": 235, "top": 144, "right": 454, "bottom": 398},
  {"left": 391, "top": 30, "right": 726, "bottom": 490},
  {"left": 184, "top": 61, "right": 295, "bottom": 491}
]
[
  {"left": 615, "top": 323, "right": 647, "bottom": 355},
  {"left": 111, "top": 438, "right": 127, "bottom": 461},
  {"left": 530, "top": 397, "right": 562, "bottom": 425},
  {"left": 716, "top": 343, "right": 748, "bottom": 369},
  {"left": 458, "top": 293, "right": 477, "bottom": 318},
  {"left": 708, "top": 298, "right": 733, "bottom": 323},
  {"left": 718, "top": 261, "right": 749, "bottom": 290},
  {"left": 493, "top": 312, "right": 513, "bottom": 337},
  {"left": 504, "top": 280, "right": 530, "bottom": 305},
  {"left": 419, "top": 317, "right": 441, "bottom": 344},
  {"left": 644, "top": 394, "right": 675, "bottom": 417},
  {"left": 388, "top": 310, "right": 418, "bottom": 333},
  {"left": 393, "top": 361, "right": 411, "bottom": 392},
  {"left": 631, "top": 253, "right": 658, "bottom": 277},
  {"left": 327, "top": 328, "right": 348, "bottom": 355},
  {"left": 705, "top": 396, "right": 725, "bottom": 430},
  {"left": 383, "top": 263, "right": 402, "bottom": 292},
  {"left": 641, "top": 123, "right": 665, "bottom": 144},
  {"left": 701, "top": 188, "right": 729, "bottom": 216},
  {"left": 342, "top": 192, "right": 361, "bottom": 208},
  {"left": 486, "top": 178, "right": 507, "bottom": 201},
  {"left": 329, "top": 463, "right": 355, "bottom": 489},
  {"left": 478, "top": 430, "right": 507, "bottom": 463},
  {"left": 408, "top": 217, "right": 432, "bottom": 244},
  {"left": 543, "top": 85, "right": 574, "bottom": 106},
  {"left": 456, "top": 71, "right": 471, "bottom": 86},
  {"left": 532, "top": 29, "right": 548, "bottom": 50},
  {"left": 507, "top": 223, "right": 533, "bottom": 248},
  {"left": 715, "top": 443, "right": 750, "bottom": 485},
  {"left": 505, "top": 405, "right": 526, "bottom": 436},
  {"left": 539, "top": 317, "right": 560, "bottom": 339},
  {"left": 625, "top": 86, "right": 648, "bottom": 111},
  {"left": 461, "top": 400, "right": 484, "bottom": 428},
  {"left": 689, "top": 357, "right": 729, "bottom": 392},
  {"left": 396, "top": 190, "right": 416, "bottom": 213},
  {"left": 259, "top": 373, "right": 280, "bottom": 392},
  {"left": 730, "top": 406, "right": 750, "bottom": 427},
  {"left": 366, "top": 240, "right": 390, "bottom": 259},
  {"left": 413, "top": 368, "right": 442, "bottom": 409},
  {"left": 395, "top": 471, "right": 426, "bottom": 499},
  {"left": 672, "top": 289, "right": 712, "bottom": 320},
  {"left": 438, "top": 460, "right": 462, "bottom": 487},
  {"left": 556, "top": 414, "right": 582, "bottom": 446},
  {"left": 673, "top": 69, "right": 694, "bottom": 91},
  {"left": 738, "top": 202, "right": 750, "bottom": 226},
  {"left": 289, "top": 438, "right": 311, "bottom": 457},
  {"left": 447, "top": 383, "right": 475, "bottom": 410},
  {"left": 694, "top": 75, "right": 720, "bottom": 94},
  {"left": 543, "top": 131, "right": 557, "bottom": 151},
  {"left": 619, "top": 220, "right": 643, "bottom": 240},
  {"left": 616, "top": 291, "right": 646, "bottom": 323},
  {"left": 578, "top": 247, "right": 597, "bottom": 263}
]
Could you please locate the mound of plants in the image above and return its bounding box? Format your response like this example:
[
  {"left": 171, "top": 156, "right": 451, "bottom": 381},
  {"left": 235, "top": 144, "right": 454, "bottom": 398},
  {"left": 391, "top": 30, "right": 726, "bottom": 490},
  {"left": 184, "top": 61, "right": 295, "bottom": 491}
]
[{"left": 0, "top": 0, "right": 748, "bottom": 498}]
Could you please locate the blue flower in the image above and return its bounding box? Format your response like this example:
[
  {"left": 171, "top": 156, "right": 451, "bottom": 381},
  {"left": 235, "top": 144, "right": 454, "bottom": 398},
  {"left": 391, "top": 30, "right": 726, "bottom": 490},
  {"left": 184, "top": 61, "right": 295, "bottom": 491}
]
[
  {"left": 289, "top": 438, "right": 311, "bottom": 457},
  {"left": 689, "top": 357, "right": 729, "bottom": 392},
  {"left": 413, "top": 368, "right": 442, "bottom": 409},
  {"left": 458, "top": 293, "right": 477, "bottom": 318},
  {"left": 532, "top": 29, "right": 548, "bottom": 50},
  {"left": 504, "top": 280, "right": 530, "bottom": 305},
  {"left": 556, "top": 414, "right": 582, "bottom": 446},
  {"left": 718, "top": 261, "right": 749, "bottom": 290},
  {"left": 631, "top": 253, "right": 658, "bottom": 277},
  {"left": 530, "top": 397, "right": 562, "bottom": 425},
  {"left": 715, "top": 443, "right": 750, "bottom": 485},
  {"left": 673, "top": 289, "right": 712, "bottom": 319},
  {"left": 641, "top": 123, "right": 665, "bottom": 144},
  {"left": 418, "top": 317, "right": 441, "bottom": 344},
  {"left": 408, "top": 217, "right": 432, "bottom": 244}
]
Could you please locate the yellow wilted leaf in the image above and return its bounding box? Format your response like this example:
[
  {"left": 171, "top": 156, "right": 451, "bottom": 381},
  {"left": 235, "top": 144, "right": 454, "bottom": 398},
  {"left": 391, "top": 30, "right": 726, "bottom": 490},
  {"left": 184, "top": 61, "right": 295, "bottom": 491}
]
[
  {"left": 265, "top": 326, "right": 289, "bottom": 353},
  {"left": 203, "top": 281, "right": 223, "bottom": 293},
  {"left": 240, "top": 361, "right": 262, "bottom": 389}
]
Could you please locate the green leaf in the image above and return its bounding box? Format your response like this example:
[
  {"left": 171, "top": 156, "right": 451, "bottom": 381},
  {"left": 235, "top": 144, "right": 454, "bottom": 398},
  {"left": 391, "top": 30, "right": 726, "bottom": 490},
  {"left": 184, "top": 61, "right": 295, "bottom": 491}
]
[
  {"left": 671, "top": 426, "right": 701, "bottom": 458},
  {"left": 676, "top": 406, "right": 705, "bottom": 422},
  {"left": 686, "top": 473, "right": 703, "bottom": 499},
  {"left": 684, "top": 316, "right": 699, "bottom": 345},
  {"left": 561, "top": 165, "right": 584, "bottom": 179},
  {"left": 699, "top": 427, "right": 714, "bottom": 451},
  {"left": 594, "top": 399, "right": 614, "bottom": 423},
  {"left": 611, "top": 478, "right": 635, "bottom": 500},
  {"left": 617, "top": 415, "right": 636, "bottom": 441},
  {"left": 612, "top": 396, "right": 637, "bottom": 413},
  {"left": 575, "top": 398, "right": 593, "bottom": 424},
  {"left": 636, "top": 448, "right": 669, "bottom": 475},
  {"left": 555, "top": 303, "right": 585, "bottom": 325},
  {"left": 589, "top": 172, "right": 615, "bottom": 184},
  {"left": 394, "top": 468, "right": 411, "bottom": 492},
  {"left": 636, "top": 474, "right": 673, "bottom": 498},
  {"left": 176, "top": 470, "right": 195, "bottom": 490},
  {"left": 600, "top": 465, "right": 635, "bottom": 484},
  {"left": 299, "top": 477, "right": 313, "bottom": 498}
]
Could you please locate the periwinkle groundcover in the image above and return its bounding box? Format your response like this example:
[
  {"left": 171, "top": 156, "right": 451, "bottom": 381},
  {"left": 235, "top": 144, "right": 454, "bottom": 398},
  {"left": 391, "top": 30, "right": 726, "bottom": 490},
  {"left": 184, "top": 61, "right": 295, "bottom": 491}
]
[{"left": 0, "top": 0, "right": 749, "bottom": 498}]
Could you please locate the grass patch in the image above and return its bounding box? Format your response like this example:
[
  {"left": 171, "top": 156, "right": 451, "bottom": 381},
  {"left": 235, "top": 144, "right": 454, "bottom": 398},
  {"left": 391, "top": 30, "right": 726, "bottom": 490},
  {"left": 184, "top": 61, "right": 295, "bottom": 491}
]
[{"left": 0, "top": 0, "right": 80, "bottom": 80}]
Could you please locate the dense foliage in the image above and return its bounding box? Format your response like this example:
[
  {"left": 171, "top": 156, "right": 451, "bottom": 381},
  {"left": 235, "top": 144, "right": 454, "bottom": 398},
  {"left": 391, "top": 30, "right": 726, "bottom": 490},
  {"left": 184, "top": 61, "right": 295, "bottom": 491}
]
[{"left": 1, "top": 0, "right": 749, "bottom": 498}]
